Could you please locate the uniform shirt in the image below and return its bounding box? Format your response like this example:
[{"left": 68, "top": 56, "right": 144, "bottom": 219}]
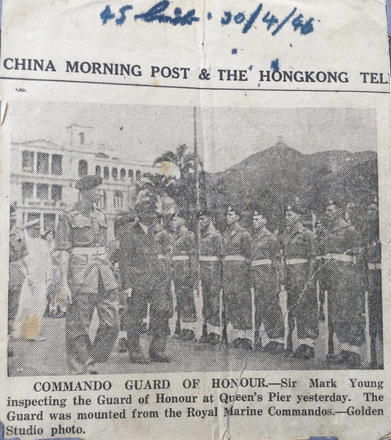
[
  {"left": 171, "top": 226, "right": 196, "bottom": 274},
  {"left": 171, "top": 227, "right": 195, "bottom": 257},
  {"left": 280, "top": 221, "right": 315, "bottom": 261},
  {"left": 223, "top": 223, "right": 252, "bottom": 259},
  {"left": 200, "top": 223, "right": 223, "bottom": 259},
  {"left": 323, "top": 218, "right": 361, "bottom": 255},
  {"left": 250, "top": 227, "right": 279, "bottom": 262},
  {"left": 55, "top": 204, "right": 118, "bottom": 292},
  {"left": 56, "top": 204, "right": 108, "bottom": 250}
]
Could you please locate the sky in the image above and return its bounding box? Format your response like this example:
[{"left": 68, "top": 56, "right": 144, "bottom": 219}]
[{"left": 11, "top": 102, "right": 376, "bottom": 173}]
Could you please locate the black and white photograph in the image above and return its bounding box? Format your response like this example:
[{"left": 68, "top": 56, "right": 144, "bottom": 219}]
[{"left": 7, "top": 102, "right": 382, "bottom": 375}]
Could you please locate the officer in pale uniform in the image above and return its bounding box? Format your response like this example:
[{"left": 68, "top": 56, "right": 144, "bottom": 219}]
[
  {"left": 56, "top": 175, "right": 120, "bottom": 374},
  {"left": 251, "top": 210, "right": 284, "bottom": 353},
  {"left": 198, "top": 210, "right": 223, "bottom": 345},
  {"left": 169, "top": 213, "right": 197, "bottom": 341},
  {"left": 222, "top": 205, "right": 253, "bottom": 350},
  {"left": 322, "top": 200, "right": 364, "bottom": 368},
  {"left": 280, "top": 205, "right": 318, "bottom": 359}
]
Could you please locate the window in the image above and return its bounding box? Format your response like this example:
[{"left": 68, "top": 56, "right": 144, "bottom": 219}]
[
  {"left": 113, "top": 190, "right": 124, "bottom": 209},
  {"left": 43, "top": 214, "right": 56, "bottom": 232},
  {"left": 51, "top": 154, "right": 63, "bottom": 175},
  {"left": 22, "top": 182, "right": 34, "bottom": 201},
  {"left": 120, "top": 168, "right": 126, "bottom": 180},
  {"left": 27, "top": 213, "right": 40, "bottom": 223},
  {"left": 95, "top": 165, "right": 101, "bottom": 176},
  {"left": 97, "top": 190, "right": 107, "bottom": 210},
  {"left": 37, "top": 184, "right": 49, "bottom": 200},
  {"left": 37, "top": 152, "right": 49, "bottom": 174},
  {"left": 128, "top": 169, "right": 134, "bottom": 181},
  {"left": 22, "top": 151, "right": 34, "bottom": 173},
  {"left": 79, "top": 132, "right": 85, "bottom": 144},
  {"left": 103, "top": 166, "right": 109, "bottom": 180},
  {"left": 136, "top": 170, "right": 141, "bottom": 181},
  {"left": 51, "top": 185, "right": 62, "bottom": 202},
  {"left": 112, "top": 168, "right": 118, "bottom": 180},
  {"left": 78, "top": 160, "right": 88, "bottom": 177}
]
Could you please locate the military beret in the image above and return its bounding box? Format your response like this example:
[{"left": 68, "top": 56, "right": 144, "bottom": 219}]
[
  {"left": 226, "top": 205, "right": 240, "bottom": 215},
  {"left": 75, "top": 175, "right": 103, "bottom": 190}
]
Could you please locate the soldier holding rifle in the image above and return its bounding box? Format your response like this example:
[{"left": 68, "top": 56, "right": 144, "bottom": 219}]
[
  {"left": 322, "top": 200, "right": 364, "bottom": 368},
  {"left": 364, "top": 199, "right": 382, "bottom": 368},
  {"left": 198, "top": 210, "right": 223, "bottom": 345},
  {"left": 169, "top": 213, "right": 197, "bottom": 341},
  {"left": 222, "top": 205, "right": 253, "bottom": 350},
  {"left": 251, "top": 210, "right": 284, "bottom": 353},
  {"left": 280, "top": 205, "right": 318, "bottom": 360}
]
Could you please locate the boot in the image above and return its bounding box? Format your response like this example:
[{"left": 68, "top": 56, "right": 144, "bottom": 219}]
[
  {"left": 208, "top": 333, "right": 220, "bottom": 345},
  {"left": 292, "top": 344, "right": 314, "bottom": 360},
  {"left": 128, "top": 335, "right": 150, "bottom": 364},
  {"left": 149, "top": 334, "right": 171, "bottom": 363}
]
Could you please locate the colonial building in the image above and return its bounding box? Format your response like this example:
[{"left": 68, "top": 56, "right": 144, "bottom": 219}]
[{"left": 10, "top": 124, "right": 159, "bottom": 238}]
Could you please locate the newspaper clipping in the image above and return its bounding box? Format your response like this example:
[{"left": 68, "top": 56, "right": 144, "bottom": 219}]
[{"left": 0, "top": 0, "right": 390, "bottom": 439}]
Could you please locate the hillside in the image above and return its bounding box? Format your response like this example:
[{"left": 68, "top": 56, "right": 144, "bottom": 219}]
[{"left": 205, "top": 139, "right": 377, "bottom": 228}]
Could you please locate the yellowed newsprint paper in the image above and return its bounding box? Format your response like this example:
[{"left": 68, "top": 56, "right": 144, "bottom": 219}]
[{"left": 0, "top": 0, "right": 390, "bottom": 439}]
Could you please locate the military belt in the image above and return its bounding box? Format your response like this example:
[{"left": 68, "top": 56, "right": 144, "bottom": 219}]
[
  {"left": 286, "top": 258, "right": 308, "bottom": 265},
  {"left": 251, "top": 258, "right": 272, "bottom": 267},
  {"left": 368, "top": 262, "right": 381, "bottom": 270},
  {"left": 223, "top": 255, "right": 246, "bottom": 262},
  {"left": 199, "top": 256, "right": 220, "bottom": 262},
  {"left": 72, "top": 247, "right": 106, "bottom": 256},
  {"left": 324, "top": 253, "right": 355, "bottom": 263},
  {"left": 172, "top": 255, "right": 190, "bottom": 261}
]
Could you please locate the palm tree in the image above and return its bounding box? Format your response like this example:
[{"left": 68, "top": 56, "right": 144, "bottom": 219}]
[
  {"left": 154, "top": 143, "right": 203, "bottom": 179},
  {"left": 153, "top": 144, "right": 204, "bottom": 227}
]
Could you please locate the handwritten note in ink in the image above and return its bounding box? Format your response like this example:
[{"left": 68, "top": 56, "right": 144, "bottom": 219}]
[{"left": 100, "top": 1, "right": 315, "bottom": 36}]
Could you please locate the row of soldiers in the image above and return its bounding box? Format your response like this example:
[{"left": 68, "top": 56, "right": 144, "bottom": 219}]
[{"left": 54, "top": 175, "right": 382, "bottom": 374}]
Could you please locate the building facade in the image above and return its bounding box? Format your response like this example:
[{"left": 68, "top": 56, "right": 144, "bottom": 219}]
[{"left": 10, "top": 124, "right": 159, "bottom": 238}]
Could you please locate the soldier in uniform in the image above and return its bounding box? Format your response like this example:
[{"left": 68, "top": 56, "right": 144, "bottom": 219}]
[
  {"left": 315, "top": 218, "right": 329, "bottom": 321},
  {"left": 222, "top": 205, "right": 252, "bottom": 350},
  {"left": 169, "top": 213, "right": 197, "bottom": 341},
  {"left": 364, "top": 199, "right": 382, "bottom": 368},
  {"left": 322, "top": 200, "right": 364, "bottom": 368},
  {"left": 118, "top": 199, "right": 173, "bottom": 363},
  {"left": 251, "top": 210, "right": 284, "bottom": 353},
  {"left": 198, "top": 210, "right": 223, "bottom": 345},
  {"left": 280, "top": 206, "right": 318, "bottom": 359},
  {"left": 56, "top": 175, "right": 120, "bottom": 374}
]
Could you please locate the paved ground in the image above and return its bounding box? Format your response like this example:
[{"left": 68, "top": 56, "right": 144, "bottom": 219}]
[{"left": 8, "top": 316, "right": 381, "bottom": 376}]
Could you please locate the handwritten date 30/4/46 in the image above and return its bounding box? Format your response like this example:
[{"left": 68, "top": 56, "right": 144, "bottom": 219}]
[{"left": 100, "top": 1, "right": 315, "bottom": 36}]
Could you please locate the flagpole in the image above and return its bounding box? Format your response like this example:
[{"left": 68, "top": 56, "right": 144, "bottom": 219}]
[
  {"left": 193, "top": 106, "right": 202, "bottom": 335},
  {"left": 194, "top": 106, "right": 201, "bottom": 243}
]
